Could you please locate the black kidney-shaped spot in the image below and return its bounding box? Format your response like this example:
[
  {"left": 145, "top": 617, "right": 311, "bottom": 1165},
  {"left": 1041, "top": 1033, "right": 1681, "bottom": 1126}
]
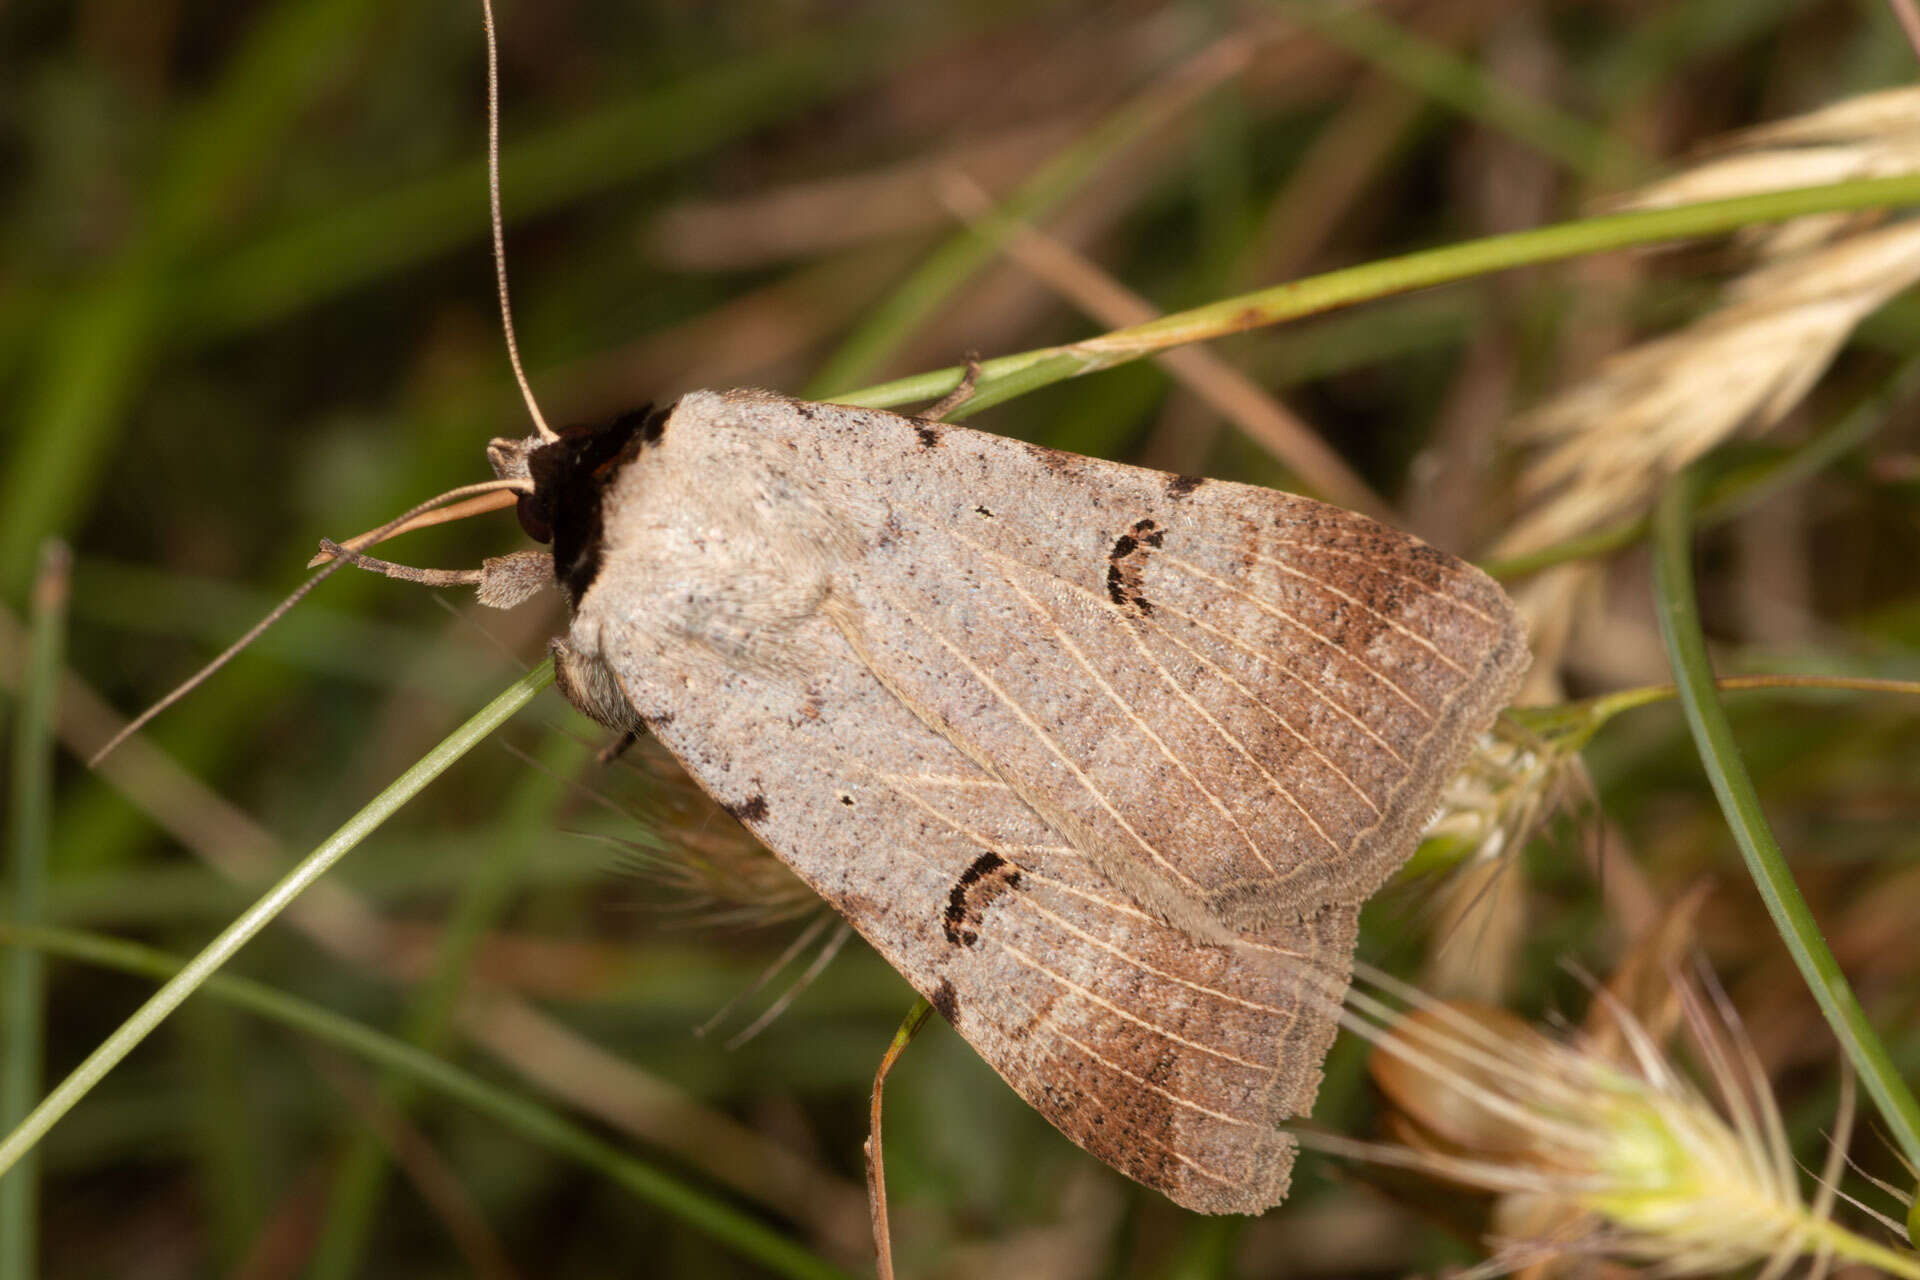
[{"left": 942, "top": 850, "right": 1023, "bottom": 947}]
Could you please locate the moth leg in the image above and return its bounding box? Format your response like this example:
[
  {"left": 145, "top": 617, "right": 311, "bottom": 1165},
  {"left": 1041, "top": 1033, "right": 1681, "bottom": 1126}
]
[
  {"left": 316, "top": 538, "right": 483, "bottom": 589},
  {"left": 596, "top": 729, "right": 640, "bottom": 765},
  {"left": 550, "top": 637, "right": 644, "bottom": 736},
  {"left": 477, "top": 550, "right": 553, "bottom": 608},
  {"left": 921, "top": 351, "right": 982, "bottom": 422}
]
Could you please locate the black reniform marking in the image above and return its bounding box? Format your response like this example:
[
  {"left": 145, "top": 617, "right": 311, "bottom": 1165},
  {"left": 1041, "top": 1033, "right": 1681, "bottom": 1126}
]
[
  {"left": 1166, "top": 474, "right": 1205, "bottom": 499},
  {"left": 522, "top": 401, "right": 672, "bottom": 604},
  {"left": 1105, "top": 518, "right": 1163, "bottom": 615},
  {"left": 942, "top": 850, "right": 1022, "bottom": 947},
  {"left": 914, "top": 422, "right": 943, "bottom": 448},
  {"left": 727, "top": 794, "right": 770, "bottom": 823}
]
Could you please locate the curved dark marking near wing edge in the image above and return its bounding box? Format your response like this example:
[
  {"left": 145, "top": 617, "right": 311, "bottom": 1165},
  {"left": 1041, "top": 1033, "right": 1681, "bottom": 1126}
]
[
  {"left": 524, "top": 402, "right": 672, "bottom": 604},
  {"left": 1106, "top": 518, "right": 1164, "bottom": 614},
  {"left": 943, "top": 850, "right": 1022, "bottom": 947}
]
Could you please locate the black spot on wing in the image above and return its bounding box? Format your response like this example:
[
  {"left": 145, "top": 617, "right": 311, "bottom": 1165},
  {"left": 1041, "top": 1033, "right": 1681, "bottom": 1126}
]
[
  {"left": 1166, "top": 474, "right": 1205, "bottom": 499},
  {"left": 942, "top": 850, "right": 1022, "bottom": 947},
  {"left": 1105, "top": 519, "right": 1162, "bottom": 616},
  {"left": 914, "top": 422, "right": 944, "bottom": 448}
]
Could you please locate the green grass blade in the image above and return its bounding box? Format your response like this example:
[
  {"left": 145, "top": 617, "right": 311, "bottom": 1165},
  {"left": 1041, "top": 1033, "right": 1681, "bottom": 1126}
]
[
  {"left": 0, "top": 661, "right": 552, "bottom": 1180},
  {"left": 0, "top": 925, "right": 852, "bottom": 1280},
  {"left": 1652, "top": 465, "right": 1920, "bottom": 1175},
  {"left": 2, "top": 543, "right": 69, "bottom": 1280},
  {"left": 308, "top": 731, "right": 589, "bottom": 1280},
  {"left": 841, "top": 173, "right": 1920, "bottom": 415}
]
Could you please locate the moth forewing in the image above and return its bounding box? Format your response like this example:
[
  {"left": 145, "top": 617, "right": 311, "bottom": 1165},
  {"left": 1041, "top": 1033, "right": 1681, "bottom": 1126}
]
[{"left": 528, "top": 387, "right": 1527, "bottom": 1213}]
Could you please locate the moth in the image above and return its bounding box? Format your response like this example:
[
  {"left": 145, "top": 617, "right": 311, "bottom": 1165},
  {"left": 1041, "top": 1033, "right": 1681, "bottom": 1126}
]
[
  {"left": 462, "top": 389, "right": 1528, "bottom": 1214},
  {"left": 106, "top": 2, "right": 1527, "bottom": 1217}
]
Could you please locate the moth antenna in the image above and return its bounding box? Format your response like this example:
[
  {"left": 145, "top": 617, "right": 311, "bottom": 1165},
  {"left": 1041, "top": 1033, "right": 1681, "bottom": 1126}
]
[
  {"left": 91, "top": 477, "right": 531, "bottom": 767},
  {"left": 307, "top": 483, "right": 523, "bottom": 568},
  {"left": 88, "top": 559, "right": 347, "bottom": 768},
  {"left": 479, "top": 0, "right": 557, "bottom": 444},
  {"left": 99, "top": 9, "right": 554, "bottom": 769}
]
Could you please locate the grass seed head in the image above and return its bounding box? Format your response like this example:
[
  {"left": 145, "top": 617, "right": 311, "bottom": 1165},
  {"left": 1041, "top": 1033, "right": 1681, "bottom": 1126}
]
[
  {"left": 1496, "top": 87, "right": 1920, "bottom": 564},
  {"left": 1496, "top": 218, "right": 1920, "bottom": 560},
  {"left": 1303, "top": 964, "right": 1920, "bottom": 1278},
  {"left": 1612, "top": 85, "right": 1920, "bottom": 256}
]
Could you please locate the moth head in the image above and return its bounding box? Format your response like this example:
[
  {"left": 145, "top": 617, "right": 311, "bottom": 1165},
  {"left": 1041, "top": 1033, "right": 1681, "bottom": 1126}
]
[
  {"left": 485, "top": 431, "right": 542, "bottom": 486},
  {"left": 495, "top": 403, "right": 673, "bottom": 606}
]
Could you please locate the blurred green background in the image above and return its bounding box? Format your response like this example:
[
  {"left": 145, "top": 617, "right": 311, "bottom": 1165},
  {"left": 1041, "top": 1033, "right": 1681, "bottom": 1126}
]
[{"left": 5, "top": 1, "right": 1920, "bottom": 1277}]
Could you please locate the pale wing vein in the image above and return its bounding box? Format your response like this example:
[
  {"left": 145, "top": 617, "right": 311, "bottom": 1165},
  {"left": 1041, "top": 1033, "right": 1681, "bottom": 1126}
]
[
  {"left": 876, "top": 781, "right": 1313, "bottom": 1023},
  {"left": 1152, "top": 598, "right": 1409, "bottom": 767},
  {"left": 1115, "top": 611, "right": 1345, "bottom": 863},
  {"left": 874, "top": 783, "right": 1303, "bottom": 1095},
  {"left": 1006, "top": 1014, "right": 1254, "bottom": 1189},
  {"left": 1010, "top": 882, "right": 1310, "bottom": 1028},
  {"left": 1160, "top": 552, "right": 1435, "bottom": 720},
  {"left": 895, "top": 604, "right": 1206, "bottom": 896},
  {"left": 1147, "top": 617, "right": 1382, "bottom": 816},
  {"left": 1251, "top": 553, "right": 1469, "bottom": 675},
  {"left": 875, "top": 774, "right": 1008, "bottom": 790},
  {"left": 977, "top": 547, "right": 1282, "bottom": 876},
  {"left": 1261, "top": 536, "right": 1504, "bottom": 627},
  {"left": 1031, "top": 1014, "right": 1258, "bottom": 1129},
  {"left": 996, "top": 938, "right": 1276, "bottom": 1072},
  {"left": 967, "top": 539, "right": 1350, "bottom": 859}
]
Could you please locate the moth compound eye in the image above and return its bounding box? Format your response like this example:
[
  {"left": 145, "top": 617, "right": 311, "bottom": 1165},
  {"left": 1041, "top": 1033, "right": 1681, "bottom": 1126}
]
[{"left": 516, "top": 492, "right": 553, "bottom": 544}]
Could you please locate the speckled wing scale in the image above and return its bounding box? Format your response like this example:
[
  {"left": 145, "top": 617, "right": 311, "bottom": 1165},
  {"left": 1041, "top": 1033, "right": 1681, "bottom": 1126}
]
[{"left": 496, "top": 388, "right": 1527, "bottom": 1214}]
